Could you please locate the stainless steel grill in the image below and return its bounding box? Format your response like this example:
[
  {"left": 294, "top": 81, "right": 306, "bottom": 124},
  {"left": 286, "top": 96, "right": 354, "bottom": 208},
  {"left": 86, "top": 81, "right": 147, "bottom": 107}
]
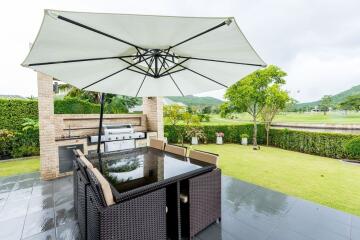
[{"left": 90, "top": 124, "right": 145, "bottom": 152}]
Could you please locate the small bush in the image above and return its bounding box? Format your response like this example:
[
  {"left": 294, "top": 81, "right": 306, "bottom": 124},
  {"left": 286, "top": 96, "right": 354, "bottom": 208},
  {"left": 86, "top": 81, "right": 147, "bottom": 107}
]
[
  {"left": 54, "top": 97, "right": 100, "bottom": 114},
  {"left": 0, "top": 129, "right": 15, "bottom": 159},
  {"left": 345, "top": 137, "right": 360, "bottom": 160},
  {"left": 11, "top": 145, "right": 39, "bottom": 158}
]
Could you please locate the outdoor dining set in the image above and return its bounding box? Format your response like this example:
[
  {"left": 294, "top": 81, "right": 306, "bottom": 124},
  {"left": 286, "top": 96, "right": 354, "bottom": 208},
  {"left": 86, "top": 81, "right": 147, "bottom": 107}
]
[{"left": 73, "top": 139, "right": 221, "bottom": 240}]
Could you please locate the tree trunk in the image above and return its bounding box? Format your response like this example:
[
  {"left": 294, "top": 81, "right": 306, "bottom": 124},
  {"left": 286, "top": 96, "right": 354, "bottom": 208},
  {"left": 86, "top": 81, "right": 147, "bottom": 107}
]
[
  {"left": 266, "top": 123, "right": 270, "bottom": 146},
  {"left": 253, "top": 116, "right": 258, "bottom": 149}
]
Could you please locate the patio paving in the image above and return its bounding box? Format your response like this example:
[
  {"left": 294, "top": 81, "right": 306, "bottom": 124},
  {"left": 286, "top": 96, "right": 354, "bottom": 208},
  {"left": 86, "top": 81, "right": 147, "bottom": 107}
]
[{"left": 0, "top": 172, "right": 359, "bottom": 240}]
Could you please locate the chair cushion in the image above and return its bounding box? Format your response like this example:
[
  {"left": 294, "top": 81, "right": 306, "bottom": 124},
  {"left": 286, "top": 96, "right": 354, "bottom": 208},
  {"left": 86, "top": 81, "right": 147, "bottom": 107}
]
[
  {"left": 149, "top": 139, "right": 165, "bottom": 150},
  {"left": 189, "top": 150, "right": 218, "bottom": 167},
  {"left": 74, "top": 149, "right": 85, "bottom": 157},
  {"left": 89, "top": 168, "right": 115, "bottom": 206},
  {"left": 164, "top": 144, "right": 186, "bottom": 156},
  {"left": 78, "top": 155, "right": 94, "bottom": 169}
]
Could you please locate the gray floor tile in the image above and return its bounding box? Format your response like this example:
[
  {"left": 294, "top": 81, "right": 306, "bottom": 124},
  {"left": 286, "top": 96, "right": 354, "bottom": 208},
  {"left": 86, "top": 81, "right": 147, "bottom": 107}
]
[
  {"left": 32, "top": 184, "right": 53, "bottom": 197},
  {"left": 28, "top": 195, "right": 54, "bottom": 214},
  {"left": 351, "top": 227, "right": 360, "bottom": 240},
  {"left": 0, "top": 198, "right": 30, "bottom": 221},
  {"left": 56, "top": 220, "right": 81, "bottom": 240},
  {"left": 196, "top": 223, "right": 237, "bottom": 240},
  {"left": 13, "top": 179, "right": 36, "bottom": 191},
  {"left": 218, "top": 212, "right": 269, "bottom": 240},
  {"left": 54, "top": 191, "right": 73, "bottom": 207},
  {"left": 0, "top": 216, "right": 26, "bottom": 240},
  {"left": 0, "top": 182, "right": 15, "bottom": 193},
  {"left": 8, "top": 188, "right": 33, "bottom": 201},
  {"left": 22, "top": 209, "right": 55, "bottom": 239},
  {"left": 22, "top": 229, "right": 56, "bottom": 240},
  {"left": 266, "top": 227, "right": 313, "bottom": 240},
  {"left": 352, "top": 215, "right": 360, "bottom": 229},
  {"left": 55, "top": 201, "right": 75, "bottom": 227}
]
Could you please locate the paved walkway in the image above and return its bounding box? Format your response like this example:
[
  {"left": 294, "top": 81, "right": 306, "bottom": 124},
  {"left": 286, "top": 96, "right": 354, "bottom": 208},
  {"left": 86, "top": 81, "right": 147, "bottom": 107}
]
[{"left": 0, "top": 173, "right": 359, "bottom": 240}]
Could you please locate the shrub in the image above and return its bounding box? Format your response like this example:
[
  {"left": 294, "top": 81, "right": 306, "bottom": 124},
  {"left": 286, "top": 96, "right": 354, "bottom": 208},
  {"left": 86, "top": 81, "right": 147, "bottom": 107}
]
[
  {"left": 0, "top": 129, "right": 15, "bottom": 159},
  {"left": 269, "top": 129, "right": 357, "bottom": 159},
  {"left": 11, "top": 145, "right": 39, "bottom": 158},
  {"left": 0, "top": 99, "right": 38, "bottom": 131},
  {"left": 54, "top": 97, "right": 100, "bottom": 114},
  {"left": 344, "top": 137, "right": 360, "bottom": 160},
  {"left": 165, "top": 124, "right": 266, "bottom": 144},
  {"left": 240, "top": 133, "right": 249, "bottom": 138}
]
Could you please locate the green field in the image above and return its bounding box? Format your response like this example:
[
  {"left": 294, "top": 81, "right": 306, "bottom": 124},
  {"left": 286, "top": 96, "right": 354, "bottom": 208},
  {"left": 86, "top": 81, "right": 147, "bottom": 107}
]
[
  {"left": 190, "top": 144, "right": 360, "bottom": 216},
  {"left": 0, "top": 157, "right": 40, "bottom": 177},
  {"left": 207, "top": 112, "right": 360, "bottom": 125}
]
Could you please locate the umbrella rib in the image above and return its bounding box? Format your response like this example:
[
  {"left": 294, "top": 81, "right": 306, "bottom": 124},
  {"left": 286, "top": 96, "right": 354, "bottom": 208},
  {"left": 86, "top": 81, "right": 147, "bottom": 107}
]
[
  {"left": 176, "top": 56, "right": 266, "bottom": 67},
  {"left": 163, "top": 60, "right": 184, "bottom": 96},
  {"left": 169, "top": 19, "right": 232, "bottom": 49},
  {"left": 82, "top": 55, "right": 152, "bottom": 90},
  {"left": 27, "top": 55, "right": 135, "bottom": 66},
  {"left": 127, "top": 68, "right": 154, "bottom": 77},
  {"left": 136, "top": 49, "right": 155, "bottom": 75},
  {"left": 135, "top": 57, "right": 155, "bottom": 97},
  {"left": 163, "top": 56, "right": 228, "bottom": 88},
  {"left": 57, "top": 15, "right": 146, "bottom": 50},
  {"left": 118, "top": 58, "right": 151, "bottom": 75},
  {"left": 160, "top": 68, "right": 186, "bottom": 77},
  {"left": 159, "top": 58, "right": 190, "bottom": 76}
]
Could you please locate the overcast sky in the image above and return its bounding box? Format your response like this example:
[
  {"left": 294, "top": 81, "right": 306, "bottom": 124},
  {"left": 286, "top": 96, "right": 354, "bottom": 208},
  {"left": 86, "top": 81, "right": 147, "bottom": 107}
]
[{"left": 1, "top": 0, "right": 359, "bottom": 102}]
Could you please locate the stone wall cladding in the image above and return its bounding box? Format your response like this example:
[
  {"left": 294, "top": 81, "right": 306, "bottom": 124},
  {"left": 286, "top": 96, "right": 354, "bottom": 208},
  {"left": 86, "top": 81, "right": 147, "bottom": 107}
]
[{"left": 142, "top": 97, "right": 164, "bottom": 139}]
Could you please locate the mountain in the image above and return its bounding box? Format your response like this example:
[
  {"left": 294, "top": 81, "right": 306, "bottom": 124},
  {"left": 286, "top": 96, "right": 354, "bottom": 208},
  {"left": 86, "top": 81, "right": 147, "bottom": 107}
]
[
  {"left": 167, "top": 95, "right": 223, "bottom": 107},
  {"left": 296, "top": 84, "right": 360, "bottom": 109}
]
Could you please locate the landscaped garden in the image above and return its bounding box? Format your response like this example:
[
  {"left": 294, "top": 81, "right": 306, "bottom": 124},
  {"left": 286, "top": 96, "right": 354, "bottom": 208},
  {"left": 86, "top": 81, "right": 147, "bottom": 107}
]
[{"left": 189, "top": 144, "right": 360, "bottom": 216}]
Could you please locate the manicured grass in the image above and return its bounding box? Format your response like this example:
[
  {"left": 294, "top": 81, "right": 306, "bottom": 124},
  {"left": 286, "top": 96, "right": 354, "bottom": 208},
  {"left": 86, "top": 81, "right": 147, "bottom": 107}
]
[
  {"left": 0, "top": 157, "right": 40, "bottom": 177},
  {"left": 208, "top": 112, "right": 360, "bottom": 125},
  {"left": 190, "top": 144, "right": 360, "bottom": 216}
]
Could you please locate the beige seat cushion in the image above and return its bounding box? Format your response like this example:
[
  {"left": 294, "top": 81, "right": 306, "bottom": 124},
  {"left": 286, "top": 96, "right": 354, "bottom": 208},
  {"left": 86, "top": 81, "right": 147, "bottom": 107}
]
[
  {"left": 165, "top": 144, "right": 186, "bottom": 157},
  {"left": 90, "top": 168, "right": 115, "bottom": 206},
  {"left": 189, "top": 150, "right": 219, "bottom": 167},
  {"left": 149, "top": 139, "right": 165, "bottom": 150},
  {"left": 79, "top": 155, "right": 94, "bottom": 169}
]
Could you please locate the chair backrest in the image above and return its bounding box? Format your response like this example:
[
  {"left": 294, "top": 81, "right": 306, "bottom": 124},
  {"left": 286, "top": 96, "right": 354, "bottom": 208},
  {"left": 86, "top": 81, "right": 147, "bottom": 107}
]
[
  {"left": 189, "top": 150, "right": 219, "bottom": 167},
  {"left": 149, "top": 138, "right": 165, "bottom": 150},
  {"left": 164, "top": 144, "right": 187, "bottom": 157},
  {"left": 74, "top": 149, "right": 85, "bottom": 157},
  {"left": 87, "top": 168, "right": 115, "bottom": 206}
]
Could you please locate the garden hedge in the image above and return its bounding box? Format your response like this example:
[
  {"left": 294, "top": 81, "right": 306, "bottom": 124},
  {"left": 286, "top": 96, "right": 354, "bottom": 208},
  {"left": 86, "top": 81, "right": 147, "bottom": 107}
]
[
  {"left": 164, "top": 124, "right": 266, "bottom": 144},
  {"left": 54, "top": 97, "right": 100, "bottom": 114},
  {"left": 269, "top": 129, "right": 358, "bottom": 159}
]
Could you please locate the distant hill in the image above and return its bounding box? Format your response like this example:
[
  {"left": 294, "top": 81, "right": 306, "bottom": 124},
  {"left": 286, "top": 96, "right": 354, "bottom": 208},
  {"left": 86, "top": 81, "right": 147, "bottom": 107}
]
[
  {"left": 167, "top": 95, "right": 223, "bottom": 107},
  {"left": 296, "top": 84, "right": 360, "bottom": 109}
]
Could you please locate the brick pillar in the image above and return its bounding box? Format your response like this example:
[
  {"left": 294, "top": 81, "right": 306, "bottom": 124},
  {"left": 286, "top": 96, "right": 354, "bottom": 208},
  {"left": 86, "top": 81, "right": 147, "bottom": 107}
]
[
  {"left": 37, "top": 72, "right": 57, "bottom": 180},
  {"left": 142, "top": 97, "right": 164, "bottom": 139}
]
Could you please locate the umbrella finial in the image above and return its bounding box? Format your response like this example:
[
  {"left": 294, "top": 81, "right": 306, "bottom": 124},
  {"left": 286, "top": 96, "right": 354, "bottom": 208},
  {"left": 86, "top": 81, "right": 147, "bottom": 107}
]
[
  {"left": 225, "top": 18, "right": 233, "bottom": 26},
  {"left": 46, "top": 10, "right": 59, "bottom": 20}
]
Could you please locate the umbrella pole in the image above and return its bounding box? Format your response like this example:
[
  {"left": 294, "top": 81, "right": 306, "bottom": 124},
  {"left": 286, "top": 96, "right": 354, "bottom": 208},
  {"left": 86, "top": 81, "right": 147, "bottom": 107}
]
[{"left": 97, "top": 92, "right": 105, "bottom": 173}]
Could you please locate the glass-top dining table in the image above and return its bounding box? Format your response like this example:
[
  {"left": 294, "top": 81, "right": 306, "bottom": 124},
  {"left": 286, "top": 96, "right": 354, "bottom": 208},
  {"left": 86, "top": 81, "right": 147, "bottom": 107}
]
[{"left": 87, "top": 147, "right": 216, "bottom": 200}]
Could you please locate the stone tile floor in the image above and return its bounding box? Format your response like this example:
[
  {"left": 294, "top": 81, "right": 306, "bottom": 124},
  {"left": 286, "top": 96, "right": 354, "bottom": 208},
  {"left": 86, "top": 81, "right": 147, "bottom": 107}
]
[{"left": 0, "top": 172, "right": 359, "bottom": 240}]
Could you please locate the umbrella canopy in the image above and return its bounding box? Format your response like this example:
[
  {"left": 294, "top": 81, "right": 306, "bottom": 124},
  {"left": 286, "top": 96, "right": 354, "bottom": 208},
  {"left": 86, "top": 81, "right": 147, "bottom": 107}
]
[{"left": 22, "top": 10, "right": 266, "bottom": 97}]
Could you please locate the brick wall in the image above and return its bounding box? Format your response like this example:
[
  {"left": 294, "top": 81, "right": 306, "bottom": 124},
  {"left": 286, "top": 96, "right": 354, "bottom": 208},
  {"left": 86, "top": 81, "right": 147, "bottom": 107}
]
[{"left": 142, "top": 97, "right": 164, "bottom": 139}]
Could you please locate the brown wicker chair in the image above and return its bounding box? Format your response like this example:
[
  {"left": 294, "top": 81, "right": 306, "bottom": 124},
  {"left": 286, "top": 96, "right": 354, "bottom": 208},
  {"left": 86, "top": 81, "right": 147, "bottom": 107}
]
[
  {"left": 189, "top": 149, "right": 219, "bottom": 167},
  {"left": 164, "top": 144, "right": 187, "bottom": 157},
  {"left": 149, "top": 138, "right": 165, "bottom": 150},
  {"left": 85, "top": 168, "right": 167, "bottom": 240}
]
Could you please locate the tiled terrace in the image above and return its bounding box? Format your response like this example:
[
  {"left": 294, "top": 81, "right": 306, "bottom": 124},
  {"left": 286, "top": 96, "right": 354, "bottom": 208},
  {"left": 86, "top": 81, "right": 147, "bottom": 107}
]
[{"left": 0, "top": 172, "right": 359, "bottom": 240}]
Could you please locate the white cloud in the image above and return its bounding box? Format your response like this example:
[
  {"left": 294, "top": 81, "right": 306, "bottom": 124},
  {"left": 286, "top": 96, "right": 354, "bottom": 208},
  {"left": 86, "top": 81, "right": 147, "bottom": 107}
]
[{"left": 0, "top": 0, "right": 359, "bottom": 102}]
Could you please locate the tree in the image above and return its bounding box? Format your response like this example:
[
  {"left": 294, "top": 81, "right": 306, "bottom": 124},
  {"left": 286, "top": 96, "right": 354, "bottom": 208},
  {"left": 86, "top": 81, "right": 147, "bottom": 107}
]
[
  {"left": 201, "top": 106, "right": 212, "bottom": 114},
  {"left": 318, "top": 95, "right": 333, "bottom": 115},
  {"left": 261, "top": 85, "right": 290, "bottom": 145},
  {"left": 339, "top": 94, "right": 360, "bottom": 112},
  {"left": 224, "top": 65, "right": 286, "bottom": 149}
]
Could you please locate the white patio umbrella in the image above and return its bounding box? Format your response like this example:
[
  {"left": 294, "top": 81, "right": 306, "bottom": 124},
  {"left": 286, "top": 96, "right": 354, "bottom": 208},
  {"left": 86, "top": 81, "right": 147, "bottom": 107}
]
[{"left": 22, "top": 10, "right": 266, "bottom": 166}]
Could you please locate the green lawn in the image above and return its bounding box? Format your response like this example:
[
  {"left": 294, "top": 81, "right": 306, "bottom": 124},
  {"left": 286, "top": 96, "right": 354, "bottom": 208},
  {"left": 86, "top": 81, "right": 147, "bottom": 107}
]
[
  {"left": 190, "top": 144, "right": 360, "bottom": 216},
  {"left": 207, "top": 112, "right": 360, "bottom": 125},
  {"left": 0, "top": 157, "right": 40, "bottom": 177}
]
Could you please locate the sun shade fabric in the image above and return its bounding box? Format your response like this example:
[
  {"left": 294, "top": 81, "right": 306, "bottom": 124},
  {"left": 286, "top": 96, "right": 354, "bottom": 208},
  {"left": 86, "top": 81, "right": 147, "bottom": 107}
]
[
  {"left": 189, "top": 150, "right": 218, "bottom": 167},
  {"left": 22, "top": 10, "right": 266, "bottom": 96},
  {"left": 90, "top": 168, "right": 115, "bottom": 206}
]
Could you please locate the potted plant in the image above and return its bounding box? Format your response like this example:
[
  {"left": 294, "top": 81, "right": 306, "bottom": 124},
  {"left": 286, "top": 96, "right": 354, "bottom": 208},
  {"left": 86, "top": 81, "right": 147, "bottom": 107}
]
[
  {"left": 186, "top": 127, "right": 206, "bottom": 145},
  {"left": 240, "top": 133, "right": 249, "bottom": 145},
  {"left": 215, "top": 132, "right": 224, "bottom": 145},
  {"left": 163, "top": 132, "right": 169, "bottom": 144}
]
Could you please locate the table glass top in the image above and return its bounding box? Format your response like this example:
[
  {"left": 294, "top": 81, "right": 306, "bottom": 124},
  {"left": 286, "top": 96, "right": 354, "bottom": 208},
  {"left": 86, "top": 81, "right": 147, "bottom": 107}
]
[{"left": 88, "top": 147, "right": 213, "bottom": 193}]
